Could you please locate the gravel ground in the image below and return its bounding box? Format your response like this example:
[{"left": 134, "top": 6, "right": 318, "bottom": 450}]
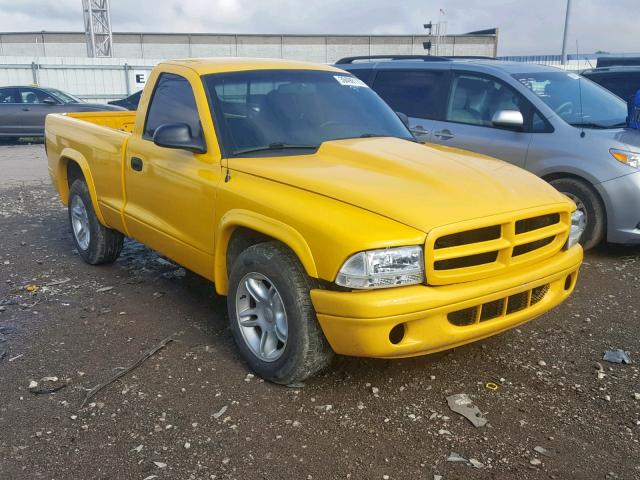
[{"left": 0, "top": 143, "right": 639, "bottom": 480}]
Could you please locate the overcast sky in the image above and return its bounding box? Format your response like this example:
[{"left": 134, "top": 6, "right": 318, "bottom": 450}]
[{"left": 0, "top": 0, "right": 637, "bottom": 56}]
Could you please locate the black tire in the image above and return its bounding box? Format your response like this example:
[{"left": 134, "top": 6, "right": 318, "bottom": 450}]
[
  {"left": 68, "top": 179, "right": 124, "bottom": 264},
  {"left": 227, "top": 242, "right": 333, "bottom": 384},
  {"left": 549, "top": 177, "right": 605, "bottom": 250}
]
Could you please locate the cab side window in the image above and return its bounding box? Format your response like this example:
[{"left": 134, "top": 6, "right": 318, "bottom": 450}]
[
  {"left": 144, "top": 73, "right": 202, "bottom": 140},
  {"left": 0, "top": 87, "right": 17, "bottom": 103},
  {"left": 372, "top": 70, "right": 447, "bottom": 120},
  {"left": 18, "top": 88, "right": 56, "bottom": 104},
  {"left": 446, "top": 73, "right": 550, "bottom": 132}
]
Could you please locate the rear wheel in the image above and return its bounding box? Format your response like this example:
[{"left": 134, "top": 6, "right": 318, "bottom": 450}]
[
  {"left": 549, "top": 177, "right": 605, "bottom": 250},
  {"left": 68, "top": 179, "right": 124, "bottom": 264},
  {"left": 227, "top": 242, "right": 333, "bottom": 384}
]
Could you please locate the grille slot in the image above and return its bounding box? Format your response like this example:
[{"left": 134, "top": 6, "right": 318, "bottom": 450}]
[
  {"left": 448, "top": 307, "right": 478, "bottom": 326},
  {"left": 531, "top": 284, "right": 549, "bottom": 305},
  {"left": 435, "top": 225, "right": 501, "bottom": 249},
  {"left": 448, "top": 284, "right": 550, "bottom": 326},
  {"left": 515, "top": 213, "right": 560, "bottom": 234},
  {"left": 513, "top": 236, "right": 555, "bottom": 256},
  {"left": 434, "top": 251, "right": 499, "bottom": 270},
  {"left": 480, "top": 299, "right": 505, "bottom": 322},
  {"left": 506, "top": 291, "right": 529, "bottom": 314}
]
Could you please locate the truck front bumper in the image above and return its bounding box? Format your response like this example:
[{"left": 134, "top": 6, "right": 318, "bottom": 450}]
[{"left": 311, "top": 245, "right": 582, "bottom": 358}]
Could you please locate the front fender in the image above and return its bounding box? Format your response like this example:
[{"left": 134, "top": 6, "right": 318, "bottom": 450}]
[
  {"left": 214, "top": 209, "right": 318, "bottom": 295},
  {"left": 57, "top": 148, "right": 108, "bottom": 226}
]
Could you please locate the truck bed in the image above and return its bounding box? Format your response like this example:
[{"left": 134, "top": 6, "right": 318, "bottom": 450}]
[{"left": 65, "top": 111, "right": 136, "bottom": 133}]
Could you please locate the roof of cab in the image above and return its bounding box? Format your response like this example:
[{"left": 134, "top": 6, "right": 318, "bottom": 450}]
[{"left": 161, "top": 57, "right": 345, "bottom": 75}]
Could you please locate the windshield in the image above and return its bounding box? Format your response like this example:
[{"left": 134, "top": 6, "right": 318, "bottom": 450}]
[
  {"left": 513, "top": 71, "right": 627, "bottom": 128},
  {"left": 203, "top": 69, "right": 413, "bottom": 156},
  {"left": 47, "top": 89, "right": 82, "bottom": 104}
]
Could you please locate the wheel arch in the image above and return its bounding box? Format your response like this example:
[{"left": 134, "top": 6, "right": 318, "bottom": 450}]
[
  {"left": 214, "top": 210, "right": 318, "bottom": 296},
  {"left": 543, "top": 171, "right": 609, "bottom": 244},
  {"left": 56, "top": 148, "right": 107, "bottom": 226}
]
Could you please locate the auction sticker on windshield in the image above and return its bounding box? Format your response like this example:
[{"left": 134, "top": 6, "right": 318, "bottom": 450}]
[{"left": 334, "top": 75, "right": 368, "bottom": 88}]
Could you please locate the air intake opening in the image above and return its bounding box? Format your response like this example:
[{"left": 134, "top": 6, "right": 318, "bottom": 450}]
[
  {"left": 480, "top": 299, "right": 505, "bottom": 322},
  {"left": 506, "top": 291, "right": 529, "bottom": 314},
  {"left": 447, "top": 307, "right": 478, "bottom": 326},
  {"left": 531, "top": 284, "right": 550, "bottom": 304},
  {"left": 564, "top": 274, "right": 574, "bottom": 291},
  {"left": 389, "top": 323, "right": 405, "bottom": 344},
  {"left": 435, "top": 225, "right": 501, "bottom": 249},
  {"left": 515, "top": 213, "right": 560, "bottom": 234},
  {"left": 435, "top": 251, "right": 499, "bottom": 270},
  {"left": 513, "top": 236, "right": 555, "bottom": 256}
]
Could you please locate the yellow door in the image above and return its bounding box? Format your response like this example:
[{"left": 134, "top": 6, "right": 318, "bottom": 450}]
[{"left": 123, "top": 70, "right": 221, "bottom": 280}]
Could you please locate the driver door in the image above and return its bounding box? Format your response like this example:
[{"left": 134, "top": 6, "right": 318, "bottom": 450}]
[
  {"left": 428, "top": 72, "right": 534, "bottom": 168},
  {"left": 123, "top": 72, "right": 221, "bottom": 278},
  {"left": 17, "top": 87, "right": 68, "bottom": 135}
]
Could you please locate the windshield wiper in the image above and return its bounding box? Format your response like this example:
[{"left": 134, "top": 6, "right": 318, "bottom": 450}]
[
  {"left": 570, "top": 121, "right": 628, "bottom": 129},
  {"left": 569, "top": 122, "right": 609, "bottom": 129},
  {"left": 232, "top": 143, "right": 319, "bottom": 156},
  {"left": 357, "top": 133, "right": 418, "bottom": 143}
]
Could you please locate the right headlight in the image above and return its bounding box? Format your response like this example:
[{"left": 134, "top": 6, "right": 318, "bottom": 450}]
[
  {"left": 610, "top": 148, "right": 640, "bottom": 169},
  {"left": 335, "top": 246, "right": 424, "bottom": 289},
  {"left": 566, "top": 209, "right": 585, "bottom": 249}
]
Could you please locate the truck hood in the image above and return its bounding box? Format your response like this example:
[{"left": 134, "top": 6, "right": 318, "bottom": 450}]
[{"left": 231, "top": 137, "right": 570, "bottom": 233}]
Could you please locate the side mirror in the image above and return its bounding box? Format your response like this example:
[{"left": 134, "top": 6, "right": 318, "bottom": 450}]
[
  {"left": 153, "top": 123, "right": 206, "bottom": 154},
  {"left": 42, "top": 97, "right": 58, "bottom": 105},
  {"left": 396, "top": 111, "right": 410, "bottom": 128},
  {"left": 491, "top": 110, "right": 524, "bottom": 129}
]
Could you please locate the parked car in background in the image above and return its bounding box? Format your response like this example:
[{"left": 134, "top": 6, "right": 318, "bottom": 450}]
[
  {"left": 582, "top": 65, "right": 640, "bottom": 106},
  {"left": 45, "top": 58, "right": 582, "bottom": 384},
  {"left": 108, "top": 90, "right": 142, "bottom": 110},
  {"left": 339, "top": 56, "right": 640, "bottom": 249},
  {"left": 0, "top": 86, "right": 124, "bottom": 138}
]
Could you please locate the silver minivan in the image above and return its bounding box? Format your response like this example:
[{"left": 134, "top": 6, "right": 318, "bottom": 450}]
[{"left": 339, "top": 56, "right": 640, "bottom": 249}]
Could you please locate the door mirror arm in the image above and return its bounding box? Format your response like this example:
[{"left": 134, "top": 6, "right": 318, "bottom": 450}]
[
  {"left": 153, "top": 122, "right": 207, "bottom": 154},
  {"left": 395, "top": 111, "right": 410, "bottom": 128}
]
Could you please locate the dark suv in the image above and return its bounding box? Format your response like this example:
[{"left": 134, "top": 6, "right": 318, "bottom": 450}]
[{"left": 581, "top": 65, "right": 640, "bottom": 105}]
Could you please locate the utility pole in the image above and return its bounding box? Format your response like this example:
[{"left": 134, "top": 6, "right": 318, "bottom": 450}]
[
  {"left": 561, "top": 0, "right": 572, "bottom": 65},
  {"left": 83, "top": 0, "right": 113, "bottom": 57}
]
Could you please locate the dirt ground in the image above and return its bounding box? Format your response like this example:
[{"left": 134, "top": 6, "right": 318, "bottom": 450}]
[{"left": 0, "top": 143, "right": 639, "bottom": 480}]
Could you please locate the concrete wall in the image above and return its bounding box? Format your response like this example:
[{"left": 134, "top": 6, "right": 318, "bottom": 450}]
[{"left": 0, "top": 31, "right": 498, "bottom": 63}]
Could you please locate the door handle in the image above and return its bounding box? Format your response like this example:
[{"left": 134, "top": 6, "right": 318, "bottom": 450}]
[
  {"left": 410, "top": 125, "right": 429, "bottom": 135},
  {"left": 130, "top": 157, "right": 143, "bottom": 171},
  {"left": 21, "top": 108, "right": 30, "bottom": 111},
  {"left": 434, "top": 129, "right": 455, "bottom": 140}
]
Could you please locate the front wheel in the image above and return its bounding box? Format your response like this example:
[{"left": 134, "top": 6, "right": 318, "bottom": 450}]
[
  {"left": 68, "top": 179, "right": 124, "bottom": 264},
  {"left": 549, "top": 177, "right": 605, "bottom": 250},
  {"left": 227, "top": 242, "right": 333, "bottom": 384}
]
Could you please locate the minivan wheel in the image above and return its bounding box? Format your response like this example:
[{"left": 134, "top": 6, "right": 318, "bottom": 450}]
[
  {"left": 68, "top": 179, "right": 124, "bottom": 264},
  {"left": 549, "top": 177, "right": 605, "bottom": 250},
  {"left": 227, "top": 242, "right": 333, "bottom": 384}
]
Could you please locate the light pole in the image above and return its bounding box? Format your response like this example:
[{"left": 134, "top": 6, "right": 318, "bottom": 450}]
[{"left": 561, "top": 0, "right": 572, "bottom": 65}]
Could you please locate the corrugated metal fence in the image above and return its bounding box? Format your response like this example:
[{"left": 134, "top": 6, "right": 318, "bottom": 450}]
[{"left": 0, "top": 56, "right": 159, "bottom": 103}]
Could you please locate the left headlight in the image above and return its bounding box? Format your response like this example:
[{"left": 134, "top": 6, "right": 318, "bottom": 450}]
[
  {"left": 610, "top": 148, "right": 640, "bottom": 169},
  {"left": 566, "top": 209, "right": 585, "bottom": 249},
  {"left": 335, "top": 246, "right": 424, "bottom": 289}
]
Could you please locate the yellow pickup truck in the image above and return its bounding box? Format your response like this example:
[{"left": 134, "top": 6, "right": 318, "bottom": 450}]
[{"left": 45, "top": 58, "right": 583, "bottom": 384}]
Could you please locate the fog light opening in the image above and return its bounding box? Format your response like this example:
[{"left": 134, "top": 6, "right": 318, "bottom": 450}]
[
  {"left": 389, "top": 323, "right": 405, "bottom": 345},
  {"left": 564, "top": 273, "right": 573, "bottom": 291}
]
